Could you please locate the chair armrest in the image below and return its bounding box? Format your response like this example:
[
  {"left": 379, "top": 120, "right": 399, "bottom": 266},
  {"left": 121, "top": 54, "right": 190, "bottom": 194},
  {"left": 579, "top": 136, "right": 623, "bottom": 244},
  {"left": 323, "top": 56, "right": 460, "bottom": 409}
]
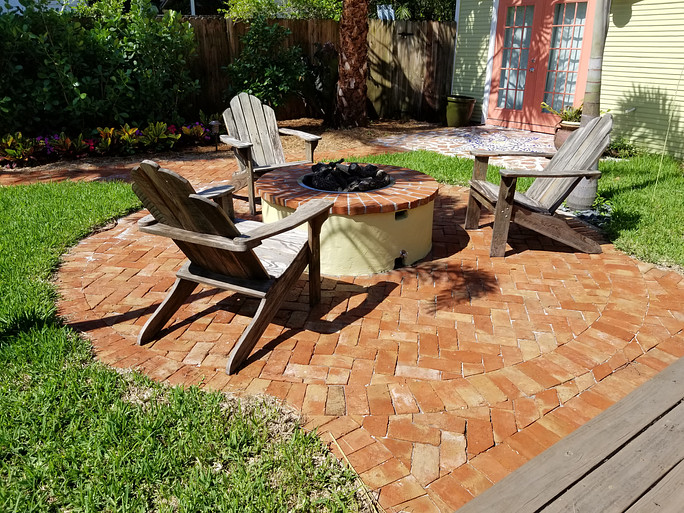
[
  {"left": 278, "top": 128, "right": 322, "bottom": 143},
  {"left": 197, "top": 184, "right": 236, "bottom": 199},
  {"left": 139, "top": 214, "right": 157, "bottom": 227},
  {"left": 137, "top": 217, "right": 259, "bottom": 252},
  {"left": 220, "top": 135, "right": 252, "bottom": 150},
  {"left": 471, "top": 150, "right": 556, "bottom": 159},
  {"left": 499, "top": 168, "right": 601, "bottom": 178},
  {"left": 237, "top": 199, "right": 332, "bottom": 243}
]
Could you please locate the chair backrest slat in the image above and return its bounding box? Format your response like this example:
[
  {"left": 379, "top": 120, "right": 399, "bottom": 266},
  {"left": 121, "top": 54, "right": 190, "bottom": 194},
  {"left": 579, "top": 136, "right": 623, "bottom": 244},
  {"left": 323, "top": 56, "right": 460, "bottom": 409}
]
[
  {"left": 526, "top": 114, "right": 613, "bottom": 212},
  {"left": 224, "top": 93, "right": 286, "bottom": 170},
  {"left": 132, "top": 161, "right": 269, "bottom": 280}
]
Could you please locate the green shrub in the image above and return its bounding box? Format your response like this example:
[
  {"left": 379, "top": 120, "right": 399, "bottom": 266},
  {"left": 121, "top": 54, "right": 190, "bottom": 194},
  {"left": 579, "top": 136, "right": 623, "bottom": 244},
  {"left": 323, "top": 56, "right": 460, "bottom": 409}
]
[
  {"left": 0, "top": 0, "right": 199, "bottom": 136},
  {"left": 605, "top": 136, "right": 640, "bottom": 159},
  {"left": 368, "top": 0, "right": 455, "bottom": 20},
  {"left": 302, "top": 42, "right": 339, "bottom": 125},
  {"left": 222, "top": 0, "right": 342, "bottom": 21},
  {"left": 0, "top": 122, "right": 211, "bottom": 167},
  {"left": 225, "top": 16, "right": 307, "bottom": 108}
]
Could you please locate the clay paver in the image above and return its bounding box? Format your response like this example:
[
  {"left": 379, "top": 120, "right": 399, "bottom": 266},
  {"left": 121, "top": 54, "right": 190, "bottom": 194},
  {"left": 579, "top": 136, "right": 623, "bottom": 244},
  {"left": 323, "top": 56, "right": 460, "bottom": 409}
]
[{"left": 7, "top": 125, "right": 683, "bottom": 512}]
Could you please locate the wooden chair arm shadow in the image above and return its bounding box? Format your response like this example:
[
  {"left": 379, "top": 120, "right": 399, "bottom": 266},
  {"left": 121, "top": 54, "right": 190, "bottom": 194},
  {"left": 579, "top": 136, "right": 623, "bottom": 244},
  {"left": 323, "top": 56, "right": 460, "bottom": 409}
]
[
  {"left": 132, "top": 160, "right": 332, "bottom": 374},
  {"left": 221, "top": 93, "right": 321, "bottom": 215},
  {"left": 464, "top": 114, "right": 612, "bottom": 257}
]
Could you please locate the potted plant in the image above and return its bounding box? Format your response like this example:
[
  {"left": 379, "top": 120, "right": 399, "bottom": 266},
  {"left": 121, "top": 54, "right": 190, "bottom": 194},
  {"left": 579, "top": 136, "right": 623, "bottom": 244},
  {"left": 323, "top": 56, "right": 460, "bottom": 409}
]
[{"left": 541, "top": 102, "right": 583, "bottom": 149}]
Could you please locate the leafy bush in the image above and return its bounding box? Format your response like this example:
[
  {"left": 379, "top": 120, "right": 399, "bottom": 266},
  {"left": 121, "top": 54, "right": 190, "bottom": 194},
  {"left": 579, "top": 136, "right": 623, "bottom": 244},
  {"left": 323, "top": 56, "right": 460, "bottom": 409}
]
[
  {"left": 222, "top": 0, "right": 341, "bottom": 21},
  {"left": 368, "top": 0, "right": 456, "bottom": 21},
  {"left": 301, "top": 42, "right": 339, "bottom": 125},
  {"left": 0, "top": 0, "right": 199, "bottom": 136},
  {"left": 605, "top": 136, "right": 640, "bottom": 159},
  {"left": 0, "top": 121, "right": 211, "bottom": 167},
  {"left": 225, "top": 16, "right": 307, "bottom": 108}
]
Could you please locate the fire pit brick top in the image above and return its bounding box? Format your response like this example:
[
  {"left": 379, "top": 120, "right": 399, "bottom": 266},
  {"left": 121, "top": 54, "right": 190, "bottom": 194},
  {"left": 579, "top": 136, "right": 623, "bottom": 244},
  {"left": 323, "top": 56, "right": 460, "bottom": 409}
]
[{"left": 255, "top": 164, "right": 439, "bottom": 216}]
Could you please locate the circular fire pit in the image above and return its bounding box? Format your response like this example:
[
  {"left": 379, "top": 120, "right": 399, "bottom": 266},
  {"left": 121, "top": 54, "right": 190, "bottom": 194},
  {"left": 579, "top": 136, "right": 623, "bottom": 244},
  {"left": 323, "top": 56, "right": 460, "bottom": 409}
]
[{"left": 255, "top": 164, "right": 439, "bottom": 275}]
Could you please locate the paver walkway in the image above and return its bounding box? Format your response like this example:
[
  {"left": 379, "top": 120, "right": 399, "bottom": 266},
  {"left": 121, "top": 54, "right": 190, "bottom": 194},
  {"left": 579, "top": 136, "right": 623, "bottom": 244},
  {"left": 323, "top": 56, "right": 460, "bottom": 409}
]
[{"left": 5, "top": 125, "right": 683, "bottom": 512}]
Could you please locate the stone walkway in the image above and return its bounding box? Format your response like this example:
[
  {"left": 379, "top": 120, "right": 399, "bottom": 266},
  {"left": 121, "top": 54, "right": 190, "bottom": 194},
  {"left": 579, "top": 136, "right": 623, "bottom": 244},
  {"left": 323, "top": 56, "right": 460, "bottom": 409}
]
[{"left": 4, "top": 125, "right": 683, "bottom": 512}]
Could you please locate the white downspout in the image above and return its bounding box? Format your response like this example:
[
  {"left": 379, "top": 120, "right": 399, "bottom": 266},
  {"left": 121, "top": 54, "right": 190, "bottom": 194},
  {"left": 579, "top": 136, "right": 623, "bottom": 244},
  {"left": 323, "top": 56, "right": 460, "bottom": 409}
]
[
  {"left": 482, "top": 0, "right": 500, "bottom": 124},
  {"left": 451, "top": 0, "right": 462, "bottom": 95}
]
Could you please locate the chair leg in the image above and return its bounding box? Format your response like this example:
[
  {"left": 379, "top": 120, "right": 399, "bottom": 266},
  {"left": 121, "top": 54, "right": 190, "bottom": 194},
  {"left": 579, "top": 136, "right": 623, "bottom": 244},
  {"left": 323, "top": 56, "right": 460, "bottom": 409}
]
[
  {"left": 247, "top": 179, "right": 257, "bottom": 216},
  {"left": 490, "top": 176, "right": 517, "bottom": 257},
  {"left": 465, "top": 156, "right": 490, "bottom": 230},
  {"left": 226, "top": 252, "right": 308, "bottom": 374},
  {"left": 307, "top": 215, "right": 326, "bottom": 306},
  {"left": 138, "top": 278, "right": 198, "bottom": 345},
  {"left": 465, "top": 191, "right": 482, "bottom": 230}
]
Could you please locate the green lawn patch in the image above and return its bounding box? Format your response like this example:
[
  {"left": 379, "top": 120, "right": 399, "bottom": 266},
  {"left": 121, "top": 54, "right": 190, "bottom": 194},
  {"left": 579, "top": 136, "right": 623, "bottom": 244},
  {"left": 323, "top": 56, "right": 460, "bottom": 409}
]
[
  {"left": 350, "top": 150, "right": 684, "bottom": 268},
  {"left": 0, "top": 180, "right": 365, "bottom": 512},
  {"left": 597, "top": 153, "right": 684, "bottom": 268}
]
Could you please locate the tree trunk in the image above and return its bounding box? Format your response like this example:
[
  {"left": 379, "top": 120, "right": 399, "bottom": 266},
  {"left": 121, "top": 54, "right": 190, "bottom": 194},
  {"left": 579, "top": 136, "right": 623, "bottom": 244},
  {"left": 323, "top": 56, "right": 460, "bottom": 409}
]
[
  {"left": 582, "top": 0, "right": 612, "bottom": 122},
  {"left": 567, "top": 0, "right": 612, "bottom": 210},
  {"left": 334, "top": 0, "right": 369, "bottom": 127}
]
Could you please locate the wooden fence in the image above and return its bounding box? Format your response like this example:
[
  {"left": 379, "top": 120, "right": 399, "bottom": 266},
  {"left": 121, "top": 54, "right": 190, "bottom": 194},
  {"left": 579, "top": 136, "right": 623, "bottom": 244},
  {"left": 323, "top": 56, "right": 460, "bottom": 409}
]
[{"left": 185, "top": 17, "right": 457, "bottom": 121}]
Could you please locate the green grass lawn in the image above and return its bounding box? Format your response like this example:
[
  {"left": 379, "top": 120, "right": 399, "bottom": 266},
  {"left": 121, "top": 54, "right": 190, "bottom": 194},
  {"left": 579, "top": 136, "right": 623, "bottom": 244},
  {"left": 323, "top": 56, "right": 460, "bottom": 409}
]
[
  {"left": 1, "top": 147, "right": 680, "bottom": 511},
  {"left": 0, "top": 181, "right": 365, "bottom": 512},
  {"left": 349, "top": 150, "right": 684, "bottom": 269}
]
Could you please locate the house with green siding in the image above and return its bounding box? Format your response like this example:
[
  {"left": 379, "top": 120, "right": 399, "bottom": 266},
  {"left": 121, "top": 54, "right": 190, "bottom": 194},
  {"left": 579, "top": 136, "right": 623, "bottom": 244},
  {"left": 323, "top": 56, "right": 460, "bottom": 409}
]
[{"left": 452, "top": 0, "right": 684, "bottom": 157}]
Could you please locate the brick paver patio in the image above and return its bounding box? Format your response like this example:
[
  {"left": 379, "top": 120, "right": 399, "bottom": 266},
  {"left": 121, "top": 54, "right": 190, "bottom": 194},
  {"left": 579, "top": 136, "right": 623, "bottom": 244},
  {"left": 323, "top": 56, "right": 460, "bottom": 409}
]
[{"left": 6, "top": 129, "right": 683, "bottom": 512}]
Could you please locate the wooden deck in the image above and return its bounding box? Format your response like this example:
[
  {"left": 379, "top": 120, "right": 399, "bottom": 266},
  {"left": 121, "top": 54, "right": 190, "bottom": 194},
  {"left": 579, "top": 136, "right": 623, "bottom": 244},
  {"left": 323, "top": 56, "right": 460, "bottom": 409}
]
[{"left": 457, "top": 357, "right": 684, "bottom": 513}]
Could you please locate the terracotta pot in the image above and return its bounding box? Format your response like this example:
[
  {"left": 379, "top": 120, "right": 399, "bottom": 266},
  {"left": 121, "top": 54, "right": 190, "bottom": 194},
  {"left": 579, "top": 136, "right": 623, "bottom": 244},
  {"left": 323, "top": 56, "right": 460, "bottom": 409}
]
[{"left": 553, "top": 121, "right": 581, "bottom": 149}]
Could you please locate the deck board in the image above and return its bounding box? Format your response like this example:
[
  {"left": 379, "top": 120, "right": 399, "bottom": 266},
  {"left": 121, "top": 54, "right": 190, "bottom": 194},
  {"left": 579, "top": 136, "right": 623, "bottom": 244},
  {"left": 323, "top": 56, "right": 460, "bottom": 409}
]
[
  {"left": 626, "top": 459, "right": 684, "bottom": 513},
  {"left": 457, "top": 357, "right": 684, "bottom": 513}
]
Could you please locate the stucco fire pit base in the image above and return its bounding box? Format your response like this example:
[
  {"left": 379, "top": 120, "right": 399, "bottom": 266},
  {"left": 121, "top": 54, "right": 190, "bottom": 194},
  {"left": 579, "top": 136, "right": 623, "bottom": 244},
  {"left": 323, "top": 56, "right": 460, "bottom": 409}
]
[{"left": 256, "top": 164, "right": 439, "bottom": 276}]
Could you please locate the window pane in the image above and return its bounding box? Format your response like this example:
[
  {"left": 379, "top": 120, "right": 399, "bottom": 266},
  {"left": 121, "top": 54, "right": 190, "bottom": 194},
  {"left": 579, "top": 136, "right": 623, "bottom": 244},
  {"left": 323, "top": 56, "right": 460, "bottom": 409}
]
[
  {"left": 506, "top": 6, "right": 514, "bottom": 26},
  {"left": 576, "top": 2, "right": 587, "bottom": 23},
  {"left": 505, "top": 28, "right": 512, "bottom": 47},
  {"left": 562, "top": 26, "right": 572, "bottom": 47},
  {"left": 515, "top": 89, "right": 524, "bottom": 110},
  {"left": 510, "top": 69, "right": 519, "bottom": 89},
  {"left": 515, "top": 6, "right": 524, "bottom": 27},
  {"left": 506, "top": 88, "right": 516, "bottom": 109},
  {"left": 501, "top": 69, "right": 509, "bottom": 89},
  {"left": 550, "top": 27, "right": 561, "bottom": 48},
  {"left": 525, "top": 6, "right": 534, "bottom": 26},
  {"left": 552, "top": 94, "right": 563, "bottom": 111},
  {"left": 498, "top": 89, "right": 506, "bottom": 108},
  {"left": 564, "top": 3, "right": 576, "bottom": 25},
  {"left": 556, "top": 72, "right": 567, "bottom": 93},
  {"left": 548, "top": 49, "right": 559, "bottom": 70},
  {"left": 543, "top": 92, "right": 553, "bottom": 110},
  {"left": 545, "top": 71, "right": 555, "bottom": 92},
  {"left": 513, "top": 27, "right": 522, "bottom": 47},
  {"left": 511, "top": 49, "right": 520, "bottom": 68},
  {"left": 569, "top": 50, "right": 580, "bottom": 72},
  {"left": 566, "top": 72, "right": 577, "bottom": 94},
  {"left": 518, "top": 69, "right": 527, "bottom": 90},
  {"left": 553, "top": 4, "right": 563, "bottom": 25},
  {"left": 523, "top": 27, "right": 532, "bottom": 47},
  {"left": 559, "top": 49, "right": 570, "bottom": 67}
]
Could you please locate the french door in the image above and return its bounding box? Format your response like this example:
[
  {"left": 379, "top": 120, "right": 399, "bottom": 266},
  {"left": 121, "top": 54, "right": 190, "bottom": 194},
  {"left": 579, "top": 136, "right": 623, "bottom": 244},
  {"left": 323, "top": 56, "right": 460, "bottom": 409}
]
[{"left": 487, "top": 0, "right": 596, "bottom": 133}]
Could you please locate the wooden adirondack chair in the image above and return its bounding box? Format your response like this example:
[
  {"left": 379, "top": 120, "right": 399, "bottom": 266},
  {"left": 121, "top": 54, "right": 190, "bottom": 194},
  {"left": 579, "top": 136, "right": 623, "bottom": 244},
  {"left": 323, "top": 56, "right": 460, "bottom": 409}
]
[
  {"left": 465, "top": 114, "right": 612, "bottom": 257},
  {"left": 131, "top": 160, "right": 332, "bottom": 374},
  {"left": 221, "top": 92, "right": 322, "bottom": 215}
]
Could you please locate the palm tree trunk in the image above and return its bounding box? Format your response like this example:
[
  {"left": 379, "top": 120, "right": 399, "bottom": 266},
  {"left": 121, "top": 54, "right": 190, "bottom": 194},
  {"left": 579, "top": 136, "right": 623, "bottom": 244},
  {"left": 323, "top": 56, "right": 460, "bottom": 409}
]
[
  {"left": 582, "top": 0, "right": 612, "bottom": 122},
  {"left": 335, "top": 0, "right": 369, "bottom": 127},
  {"left": 567, "top": 0, "right": 612, "bottom": 210}
]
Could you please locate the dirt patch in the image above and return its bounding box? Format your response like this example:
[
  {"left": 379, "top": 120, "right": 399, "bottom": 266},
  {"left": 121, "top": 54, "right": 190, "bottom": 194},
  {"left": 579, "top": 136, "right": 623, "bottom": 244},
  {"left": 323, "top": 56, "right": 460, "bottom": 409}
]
[{"left": 277, "top": 117, "right": 438, "bottom": 156}]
